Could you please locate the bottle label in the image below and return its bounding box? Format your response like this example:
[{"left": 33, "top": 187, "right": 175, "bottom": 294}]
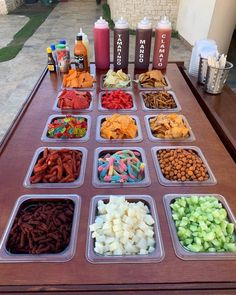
[
  {"left": 48, "top": 64, "right": 55, "bottom": 72},
  {"left": 116, "top": 34, "right": 122, "bottom": 66},
  {"left": 157, "top": 33, "right": 167, "bottom": 67},
  {"left": 75, "top": 54, "right": 85, "bottom": 70},
  {"left": 139, "top": 39, "right": 146, "bottom": 63}
]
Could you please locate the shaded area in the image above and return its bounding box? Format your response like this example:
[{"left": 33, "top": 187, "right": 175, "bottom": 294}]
[
  {"left": 0, "top": 3, "right": 56, "bottom": 62},
  {"left": 227, "top": 30, "right": 236, "bottom": 92}
]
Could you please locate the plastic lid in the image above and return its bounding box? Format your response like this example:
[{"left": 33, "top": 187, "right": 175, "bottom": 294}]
[
  {"left": 76, "top": 35, "right": 83, "bottom": 41},
  {"left": 47, "top": 47, "right": 52, "bottom": 54},
  {"left": 77, "top": 28, "right": 89, "bottom": 42},
  {"left": 156, "top": 15, "right": 171, "bottom": 29},
  {"left": 50, "top": 44, "right": 56, "bottom": 51},
  {"left": 115, "top": 17, "right": 129, "bottom": 29},
  {"left": 94, "top": 16, "right": 109, "bottom": 29},
  {"left": 56, "top": 44, "right": 66, "bottom": 49},
  {"left": 137, "top": 17, "right": 152, "bottom": 29},
  {"left": 59, "top": 39, "right": 66, "bottom": 45}
]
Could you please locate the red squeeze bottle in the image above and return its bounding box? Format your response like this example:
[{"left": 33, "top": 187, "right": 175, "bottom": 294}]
[
  {"left": 94, "top": 16, "right": 110, "bottom": 70},
  {"left": 153, "top": 16, "right": 172, "bottom": 70}
]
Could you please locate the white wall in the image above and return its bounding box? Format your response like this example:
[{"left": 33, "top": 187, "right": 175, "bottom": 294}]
[{"left": 176, "top": 0, "right": 216, "bottom": 46}]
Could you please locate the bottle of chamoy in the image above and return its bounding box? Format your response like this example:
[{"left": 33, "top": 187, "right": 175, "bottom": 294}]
[
  {"left": 94, "top": 16, "right": 110, "bottom": 70},
  {"left": 153, "top": 16, "right": 172, "bottom": 70}
]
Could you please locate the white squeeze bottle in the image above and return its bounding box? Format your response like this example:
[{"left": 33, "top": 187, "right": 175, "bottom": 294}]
[{"left": 77, "top": 28, "right": 90, "bottom": 66}]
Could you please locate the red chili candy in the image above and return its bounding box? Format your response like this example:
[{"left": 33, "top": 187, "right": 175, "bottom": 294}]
[{"left": 101, "top": 90, "right": 133, "bottom": 109}]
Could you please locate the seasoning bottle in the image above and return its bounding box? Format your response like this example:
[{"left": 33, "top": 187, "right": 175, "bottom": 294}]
[
  {"left": 47, "top": 47, "right": 56, "bottom": 72},
  {"left": 59, "top": 39, "right": 70, "bottom": 62},
  {"left": 77, "top": 28, "right": 90, "bottom": 67},
  {"left": 56, "top": 44, "right": 70, "bottom": 73},
  {"left": 113, "top": 17, "right": 129, "bottom": 70},
  {"left": 94, "top": 16, "right": 110, "bottom": 70},
  {"left": 153, "top": 16, "right": 172, "bottom": 70},
  {"left": 74, "top": 35, "right": 88, "bottom": 71},
  {"left": 134, "top": 17, "right": 152, "bottom": 70},
  {"left": 50, "top": 43, "right": 58, "bottom": 67}
]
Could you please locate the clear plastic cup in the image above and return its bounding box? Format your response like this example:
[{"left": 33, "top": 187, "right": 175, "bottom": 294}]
[
  {"left": 0, "top": 194, "right": 81, "bottom": 263},
  {"left": 96, "top": 115, "right": 143, "bottom": 143},
  {"left": 86, "top": 194, "right": 165, "bottom": 263},
  {"left": 163, "top": 193, "right": 236, "bottom": 260}
]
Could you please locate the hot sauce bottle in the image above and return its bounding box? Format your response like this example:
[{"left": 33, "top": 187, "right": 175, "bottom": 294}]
[{"left": 153, "top": 16, "right": 172, "bottom": 70}]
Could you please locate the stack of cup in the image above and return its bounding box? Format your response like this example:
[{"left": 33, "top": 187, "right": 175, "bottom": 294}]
[{"left": 189, "top": 39, "right": 217, "bottom": 77}]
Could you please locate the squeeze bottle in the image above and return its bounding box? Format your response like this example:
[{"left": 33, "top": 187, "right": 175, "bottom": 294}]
[
  {"left": 93, "top": 16, "right": 110, "bottom": 70},
  {"left": 134, "top": 17, "right": 152, "bottom": 70},
  {"left": 153, "top": 16, "right": 172, "bottom": 69},
  {"left": 77, "top": 28, "right": 90, "bottom": 66},
  {"left": 50, "top": 43, "right": 58, "bottom": 67},
  {"left": 113, "top": 17, "right": 129, "bottom": 70}
]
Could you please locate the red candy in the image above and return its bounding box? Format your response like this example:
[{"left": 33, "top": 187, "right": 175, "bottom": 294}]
[
  {"left": 58, "top": 89, "right": 91, "bottom": 110},
  {"left": 101, "top": 90, "right": 133, "bottom": 109}
]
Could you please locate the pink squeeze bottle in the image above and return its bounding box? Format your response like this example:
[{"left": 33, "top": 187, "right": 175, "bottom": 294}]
[
  {"left": 94, "top": 16, "right": 110, "bottom": 70},
  {"left": 153, "top": 16, "right": 172, "bottom": 70}
]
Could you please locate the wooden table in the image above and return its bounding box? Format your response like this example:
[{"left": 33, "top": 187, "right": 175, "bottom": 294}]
[
  {"left": 0, "top": 63, "right": 236, "bottom": 294},
  {"left": 180, "top": 70, "right": 236, "bottom": 162}
]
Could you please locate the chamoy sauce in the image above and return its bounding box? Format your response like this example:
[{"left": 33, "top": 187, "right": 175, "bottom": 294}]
[
  {"left": 134, "top": 17, "right": 152, "bottom": 70},
  {"left": 94, "top": 16, "right": 110, "bottom": 70},
  {"left": 153, "top": 16, "right": 172, "bottom": 70},
  {"left": 114, "top": 17, "right": 129, "bottom": 70}
]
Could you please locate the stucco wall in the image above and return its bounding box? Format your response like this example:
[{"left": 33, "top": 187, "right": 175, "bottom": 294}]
[
  {"left": 107, "top": 0, "right": 179, "bottom": 30},
  {"left": 0, "top": 0, "right": 23, "bottom": 14},
  {"left": 176, "top": 0, "right": 216, "bottom": 46}
]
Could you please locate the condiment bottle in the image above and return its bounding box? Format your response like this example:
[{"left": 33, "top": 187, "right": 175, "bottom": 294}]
[
  {"left": 59, "top": 39, "right": 70, "bottom": 62},
  {"left": 77, "top": 28, "right": 90, "bottom": 67},
  {"left": 74, "top": 35, "right": 88, "bottom": 72},
  {"left": 113, "top": 17, "right": 129, "bottom": 70},
  {"left": 153, "top": 16, "right": 172, "bottom": 70},
  {"left": 134, "top": 17, "right": 152, "bottom": 70},
  {"left": 47, "top": 47, "right": 56, "bottom": 72},
  {"left": 94, "top": 16, "right": 110, "bottom": 70},
  {"left": 50, "top": 43, "right": 58, "bottom": 67},
  {"left": 56, "top": 44, "right": 70, "bottom": 73}
]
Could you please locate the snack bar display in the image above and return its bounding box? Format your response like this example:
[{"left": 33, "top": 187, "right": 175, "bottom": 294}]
[{"left": 0, "top": 62, "right": 235, "bottom": 293}]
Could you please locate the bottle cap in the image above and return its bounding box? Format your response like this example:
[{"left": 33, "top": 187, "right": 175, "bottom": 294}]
[
  {"left": 156, "top": 15, "right": 171, "bottom": 29},
  {"left": 137, "top": 17, "right": 152, "bottom": 29},
  {"left": 76, "top": 35, "right": 83, "bottom": 41},
  {"left": 47, "top": 47, "right": 52, "bottom": 54},
  {"left": 59, "top": 39, "right": 66, "bottom": 45},
  {"left": 115, "top": 17, "right": 129, "bottom": 29},
  {"left": 56, "top": 44, "right": 66, "bottom": 49},
  {"left": 94, "top": 16, "right": 109, "bottom": 29},
  {"left": 50, "top": 44, "right": 56, "bottom": 51}
]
